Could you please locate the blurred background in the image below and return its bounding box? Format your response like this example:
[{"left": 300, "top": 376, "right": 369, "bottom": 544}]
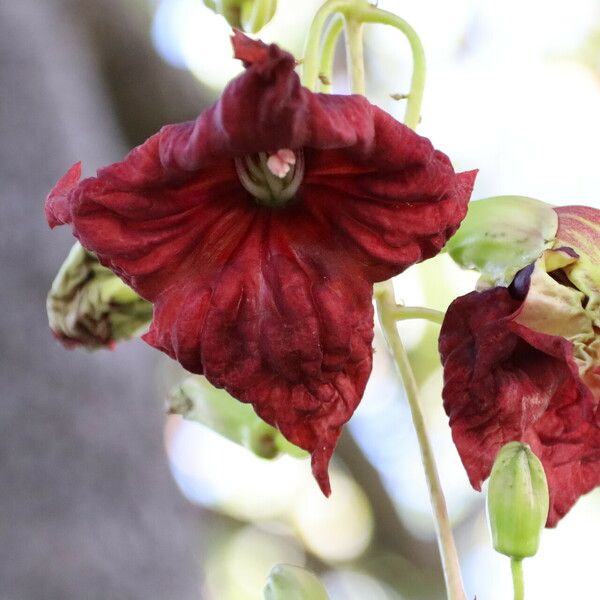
[{"left": 3, "top": 0, "right": 600, "bottom": 598}]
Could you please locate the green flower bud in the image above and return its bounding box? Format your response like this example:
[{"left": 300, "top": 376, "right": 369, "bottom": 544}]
[
  {"left": 168, "top": 376, "right": 308, "bottom": 460},
  {"left": 47, "top": 242, "right": 152, "bottom": 349},
  {"left": 243, "top": 419, "right": 279, "bottom": 459},
  {"left": 487, "top": 442, "right": 549, "bottom": 560},
  {"left": 445, "top": 196, "right": 558, "bottom": 288},
  {"left": 263, "top": 564, "right": 330, "bottom": 600},
  {"left": 203, "top": 0, "right": 277, "bottom": 33}
]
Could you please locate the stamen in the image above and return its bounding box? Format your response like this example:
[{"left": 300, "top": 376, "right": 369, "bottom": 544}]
[
  {"left": 266, "top": 149, "right": 297, "bottom": 178},
  {"left": 235, "top": 149, "right": 305, "bottom": 207},
  {"left": 234, "top": 158, "right": 272, "bottom": 203}
]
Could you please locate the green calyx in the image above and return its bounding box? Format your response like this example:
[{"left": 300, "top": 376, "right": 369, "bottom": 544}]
[
  {"left": 445, "top": 196, "right": 558, "bottom": 288},
  {"left": 167, "top": 375, "right": 307, "bottom": 460},
  {"left": 203, "top": 0, "right": 277, "bottom": 33},
  {"left": 263, "top": 564, "right": 330, "bottom": 600},
  {"left": 487, "top": 442, "right": 549, "bottom": 560},
  {"left": 47, "top": 242, "right": 152, "bottom": 349}
]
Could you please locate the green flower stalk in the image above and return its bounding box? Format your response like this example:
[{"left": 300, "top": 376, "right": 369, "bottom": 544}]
[
  {"left": 263, "top": 564, "right": 330, "bottom": 600},
  {"left": 487, "top": 442, "right": 549, "bottom": 600},
  {"left": 203, "top": 0, "right": 277, "bottom": 33},
  {"left": 168, "top": 375, "right": 307, "bottom": 460},
  {"left": 47, "top": 242, "right": 152, "bottom": 349}
]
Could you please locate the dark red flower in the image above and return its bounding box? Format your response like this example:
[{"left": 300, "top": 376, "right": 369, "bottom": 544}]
[
  {"left": 46, "top": 32, "right": 475, "bottom": 494},
  {"left": 440, "top": 248, "right": 600, "bottom": 526}
]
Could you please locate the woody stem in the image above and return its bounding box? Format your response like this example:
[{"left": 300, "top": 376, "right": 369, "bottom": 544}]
[{"left": 375, "top": 283, "right": 467, "bottom": 600}]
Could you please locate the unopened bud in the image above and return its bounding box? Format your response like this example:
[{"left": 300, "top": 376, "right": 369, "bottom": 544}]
[
  {"left": 243, "top": 420, "right": 279, "bottom": 459},
  {"left": 445, "top": 196, "right": 558, "bottom": 288},
  {"left": 203, "top": 0, "right": 277, "bottom": 33},
  {"left": 487, "top": 442, "right": 549, "bottom": 560},
  {"left": 168, "top": 376, "right": 307, "bottom": 459},
  {"left": 47, "top": 242, "right": 152, "bottom": 349},
  {"left": 263, "top": 564, "right": 330, "bottom": 600}
]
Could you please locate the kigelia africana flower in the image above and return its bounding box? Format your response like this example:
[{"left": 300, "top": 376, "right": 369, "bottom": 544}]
[
  {"left": 441, "top": 199, "right": 600, "bottom": 525},
  {"left": 45, "top": 32, "right": 475, "bottom": 493}
]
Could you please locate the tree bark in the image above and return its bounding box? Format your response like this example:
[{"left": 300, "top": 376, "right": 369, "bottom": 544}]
[{"left": 0, "top": 1, "right": 202, "bottom": 598}]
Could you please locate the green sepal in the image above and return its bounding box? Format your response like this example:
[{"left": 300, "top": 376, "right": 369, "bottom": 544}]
[
  {"left": 167, "top": 375, "right": 308, "bottom": 459},
  {"left": 263, "top": 564, "right": 330, "bottom": 600},
  {"left": 487, "top": 442, "right": 549, "bottom": 560},
  {"left": 445, "top": 196, "right": 558, "bottom": 287}
]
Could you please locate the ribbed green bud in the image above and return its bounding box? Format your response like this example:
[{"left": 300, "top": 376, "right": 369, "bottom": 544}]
[
  {"left": 487, "top": 442, "right": 549, "bottom": 560},
  {"left": 263, "top": 564, "right": 330, "bottom": 600},
  {"left": 47, "top": 242, "right": 152, "bottom": 349},
  {"left": 203, "top": 0, "right": 277, "bottom": 33},
  {"left": 168, "top": 376, "right": 308, "bottom": 460}
]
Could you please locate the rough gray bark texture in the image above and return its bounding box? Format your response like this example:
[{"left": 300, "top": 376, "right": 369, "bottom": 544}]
[{"left": 0, "top": 1, "right": 203, "bottom": 598}]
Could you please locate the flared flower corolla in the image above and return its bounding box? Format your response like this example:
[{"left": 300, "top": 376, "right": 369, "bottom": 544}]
[
  {"left": 441, "top": 206, "right": 600, "bottom": 526},
  {"left": 46, "top": 32, "right": 475, "bottom": 493}
]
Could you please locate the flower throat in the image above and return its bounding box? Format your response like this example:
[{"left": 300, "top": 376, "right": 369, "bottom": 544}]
[{"left": 235, "top": 148, "right": 304, "bottom": 208}]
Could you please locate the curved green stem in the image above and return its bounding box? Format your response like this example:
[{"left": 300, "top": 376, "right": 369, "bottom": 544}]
[
  {"left": 511, "top": 559, "right": 524, "bottom": 600},
  {"left": 318, "top": 16, "right": 344, "bottom": 92},
  {"left": 344, "top": 15, "right": 365, "bottom": 94},
  {"left": 303, "top": 1, "right": 426, "bottom": 126},
  {"left": 302, "top": 0, "right": 365, "bottom": 91},
  {"left": 375, "top": 282, "right": 467, "bottom": 600},
  {"left": 391, "top": 305, "right": 445, "bottom": 325},
  {"left": 357, "top": 6, "right": 426, "bottom": 129}
]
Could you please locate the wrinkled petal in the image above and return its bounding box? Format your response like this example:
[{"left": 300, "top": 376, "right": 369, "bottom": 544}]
[
  {"left": 555, "top": 205, "right": 600, "bottom": 321},
  {"left": 45, "top": 161, "right": 81, "bottom": 227},
  {"left": 144, "top": 205, "right": 374, "bottom": 493},
  {"left": 440, "top": 287, "right": 600, "bottom": 526},
  {"left": 45, "top": 33, "right": 475, "bottom": 493}
]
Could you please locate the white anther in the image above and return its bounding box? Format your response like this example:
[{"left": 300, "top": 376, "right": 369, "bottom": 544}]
[{"left": 266, "top": 149, "right": 296, "bottom": 178}]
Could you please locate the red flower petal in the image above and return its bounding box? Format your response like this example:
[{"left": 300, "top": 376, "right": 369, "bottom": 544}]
[
  {"left": 46, "top": 33, "right": 475, "bottom": 493},
  {"left": 555, "top": 205, "right": 600, "bottom": 263},
  {"left": 440, "top": 288, "right": 600, "bottom": 526},
  {"left": 231, "top": 29, "right": 271, "bottom": 65},
  {"left": 45, "top": 161, "right": 81, "bottom": 228}
]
